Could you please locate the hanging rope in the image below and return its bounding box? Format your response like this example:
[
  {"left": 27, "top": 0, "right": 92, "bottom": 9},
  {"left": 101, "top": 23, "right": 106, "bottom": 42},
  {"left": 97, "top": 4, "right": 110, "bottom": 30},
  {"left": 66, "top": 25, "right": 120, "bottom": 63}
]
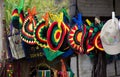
[{"left": 113, "top": 0, "right": 116, "bottom": 12}]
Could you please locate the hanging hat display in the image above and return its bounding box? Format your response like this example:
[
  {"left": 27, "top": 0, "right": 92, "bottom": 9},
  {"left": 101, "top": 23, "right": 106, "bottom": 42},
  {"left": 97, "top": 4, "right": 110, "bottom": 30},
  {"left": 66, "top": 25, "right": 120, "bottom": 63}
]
[
  {"left": 34, "top": 13, "right": 50, "bottom": 48},
  {"left": 47, "top": 12, "right": 67, "bottom": 51},
  {"left": 21, "top": 7, "right": 38, "bottom": 45},
  {"left": 11, "top": 0, "right": 24, "bottom": 29}
]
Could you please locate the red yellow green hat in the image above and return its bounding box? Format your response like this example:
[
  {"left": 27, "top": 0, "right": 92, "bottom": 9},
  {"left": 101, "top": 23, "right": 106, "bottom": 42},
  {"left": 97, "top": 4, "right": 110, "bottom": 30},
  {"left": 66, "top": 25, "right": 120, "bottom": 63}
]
[
  {"left": 34, "top": 20, "right": 50, "bottom": 48},
  {"left": 94, "top": 31, "right": 104, "bottom": 51},
  {"left": 34, "top": 13, "right": 50, "bottom": 48},
  {"left": 11, "top": 7, "right": 24, "bottom": 29},
  {"left": 47, "top": 21, "right": 66, "bottom": 51},
  {"left": 21, "top": 7, "right": 38, "bottom": 45},
  {"left": 68, "top": 25, "right": 82, "bottom": 52}
]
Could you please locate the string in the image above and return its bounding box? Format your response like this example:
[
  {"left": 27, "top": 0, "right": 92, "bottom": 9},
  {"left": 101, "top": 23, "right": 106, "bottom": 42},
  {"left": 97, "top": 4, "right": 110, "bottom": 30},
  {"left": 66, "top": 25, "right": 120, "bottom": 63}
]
[
  {"left": 113, "top": 0, "right": 116, "bottom": 12},
  {"left": 75, "top": 0, "right": 79, "bottom": 15}
]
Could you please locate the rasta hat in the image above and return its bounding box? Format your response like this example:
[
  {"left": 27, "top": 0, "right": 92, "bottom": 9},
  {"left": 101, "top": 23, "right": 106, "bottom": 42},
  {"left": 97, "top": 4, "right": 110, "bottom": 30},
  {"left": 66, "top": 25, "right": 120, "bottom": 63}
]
[
  {"left": 68, "top": 25, "right": 82, "bottom": 51},
  {"left": 58, "top": 9, "right": 71, "bottom": 51},
  {"left": 94, "top": 32, "right": 104, "bottom": 51},
  {"left": 81, "top": 19, "right": 95, "bottom": 54},
  {"left": 68, "top": 13, "right": 83, "bottom": 53},
  {"left": 59, "top": 24, "right": 70, "bottom": 51},
  {"left": 93, "top": 20, "right": 104, "bottom": 51},
  {"left": 87, "top": 18, "right": 104, "bottom": 53},
  {"left": 11, "top": 0, "right": 24, "bottom": 29},
  {"left": 86, "top": 26, "right": 95, "bottom": 53},
  {"left": 47, "top": 12, "right": 67, "bottom": 51},
  {"left": 21, "top": 7, "right": 38, "bottom": 45},
  {"left": 34, "top": 13, "right": 50, "bottom": 48},
  {"left": 80, "top": 24, "right": 87, "bottom": 53},
  {"left": 47, "top": 21, "right": 66, "bottom": 51},
  {"left": 80, "top": 19, "right": 93, "bottom": 54},
  {"left": 86, "top": 22, "right": 97, "bottom": 54},
  {"left": 43, "top": 48, "right": 64, "bottom": 61}
]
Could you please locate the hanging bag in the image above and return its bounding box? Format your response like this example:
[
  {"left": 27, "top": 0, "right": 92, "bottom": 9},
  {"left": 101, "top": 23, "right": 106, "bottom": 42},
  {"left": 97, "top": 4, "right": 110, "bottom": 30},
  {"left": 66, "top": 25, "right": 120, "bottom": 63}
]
[{"left": 8, "top": 24, "right": 25, "bottom": 59}]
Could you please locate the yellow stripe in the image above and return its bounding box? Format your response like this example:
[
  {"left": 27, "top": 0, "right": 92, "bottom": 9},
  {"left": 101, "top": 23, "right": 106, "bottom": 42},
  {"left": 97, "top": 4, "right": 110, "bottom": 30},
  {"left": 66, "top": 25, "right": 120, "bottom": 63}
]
[
  {"left": 12, "top": 14, "right": 19, "bottom": 16},
  {"left": 95, "top": 33, "right": 104, "bottom": 51},
  {"left": 86, "top": 19, "right": 91, "bottom": 26},
  {"left": 87, "top": 46, "right": 94, "bottom": 53},
  {"left": 89, "top": 29, "right": 93, "bottom": 33}
]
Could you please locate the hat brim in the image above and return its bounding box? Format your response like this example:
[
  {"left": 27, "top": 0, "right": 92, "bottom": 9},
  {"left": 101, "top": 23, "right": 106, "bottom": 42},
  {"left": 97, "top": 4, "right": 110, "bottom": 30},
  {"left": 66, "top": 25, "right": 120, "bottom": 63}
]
[
  {"left": 43, "top": 48, "right": 64, "bottom": 61},
  {"left": 102, "top": 42, "right": 120, "bottom": 55}
]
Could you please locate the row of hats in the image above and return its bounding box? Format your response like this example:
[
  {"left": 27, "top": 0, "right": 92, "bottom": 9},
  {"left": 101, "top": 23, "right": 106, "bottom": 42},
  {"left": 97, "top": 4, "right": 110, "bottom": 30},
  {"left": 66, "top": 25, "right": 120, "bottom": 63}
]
[
  {"left": 11, "top": 5, "right": 120, "bottom": 59},
  {"left": 11, "top": 7, "right": 75, "bottom": 61}
]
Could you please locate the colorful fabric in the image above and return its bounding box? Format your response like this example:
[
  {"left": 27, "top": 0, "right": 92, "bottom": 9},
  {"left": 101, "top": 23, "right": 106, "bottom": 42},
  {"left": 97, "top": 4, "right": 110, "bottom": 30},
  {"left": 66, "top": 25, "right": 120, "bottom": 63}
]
[
  {"left": 60, "top": 7, "right": 70, "bottom": 24},
  {"left": 38, "top": 70, "right": 51, "bottom": 77},
  {"left": 43, "top": 48, "right": 64, "bottom": 61},
  {"left": 72, "top": 13, "right": 83, "bottom": 29}
]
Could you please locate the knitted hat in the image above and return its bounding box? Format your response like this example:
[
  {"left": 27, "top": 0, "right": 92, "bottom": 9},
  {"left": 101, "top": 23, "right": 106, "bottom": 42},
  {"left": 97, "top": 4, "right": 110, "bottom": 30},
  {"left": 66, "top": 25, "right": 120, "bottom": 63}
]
[
  {"left": 34, "top": 13, "right": 50, "bottom": 48},
  {"left": 68, "top": 13, "right": 83, "bottom": 53},
  {"left": 47, "top": 22, "right": 66, "bottom": 51},
  {"left": 11, "top": 0, "right": 24, "bottom": 29},
  {"left": 21, "top": 7, "right": 38, "bottom": 45},
  {"left": 68, "top": 25, "right": 82, "bottom": 51},
  {"left": 47, "top": 12, "right": 67, "bottom": 51}
]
